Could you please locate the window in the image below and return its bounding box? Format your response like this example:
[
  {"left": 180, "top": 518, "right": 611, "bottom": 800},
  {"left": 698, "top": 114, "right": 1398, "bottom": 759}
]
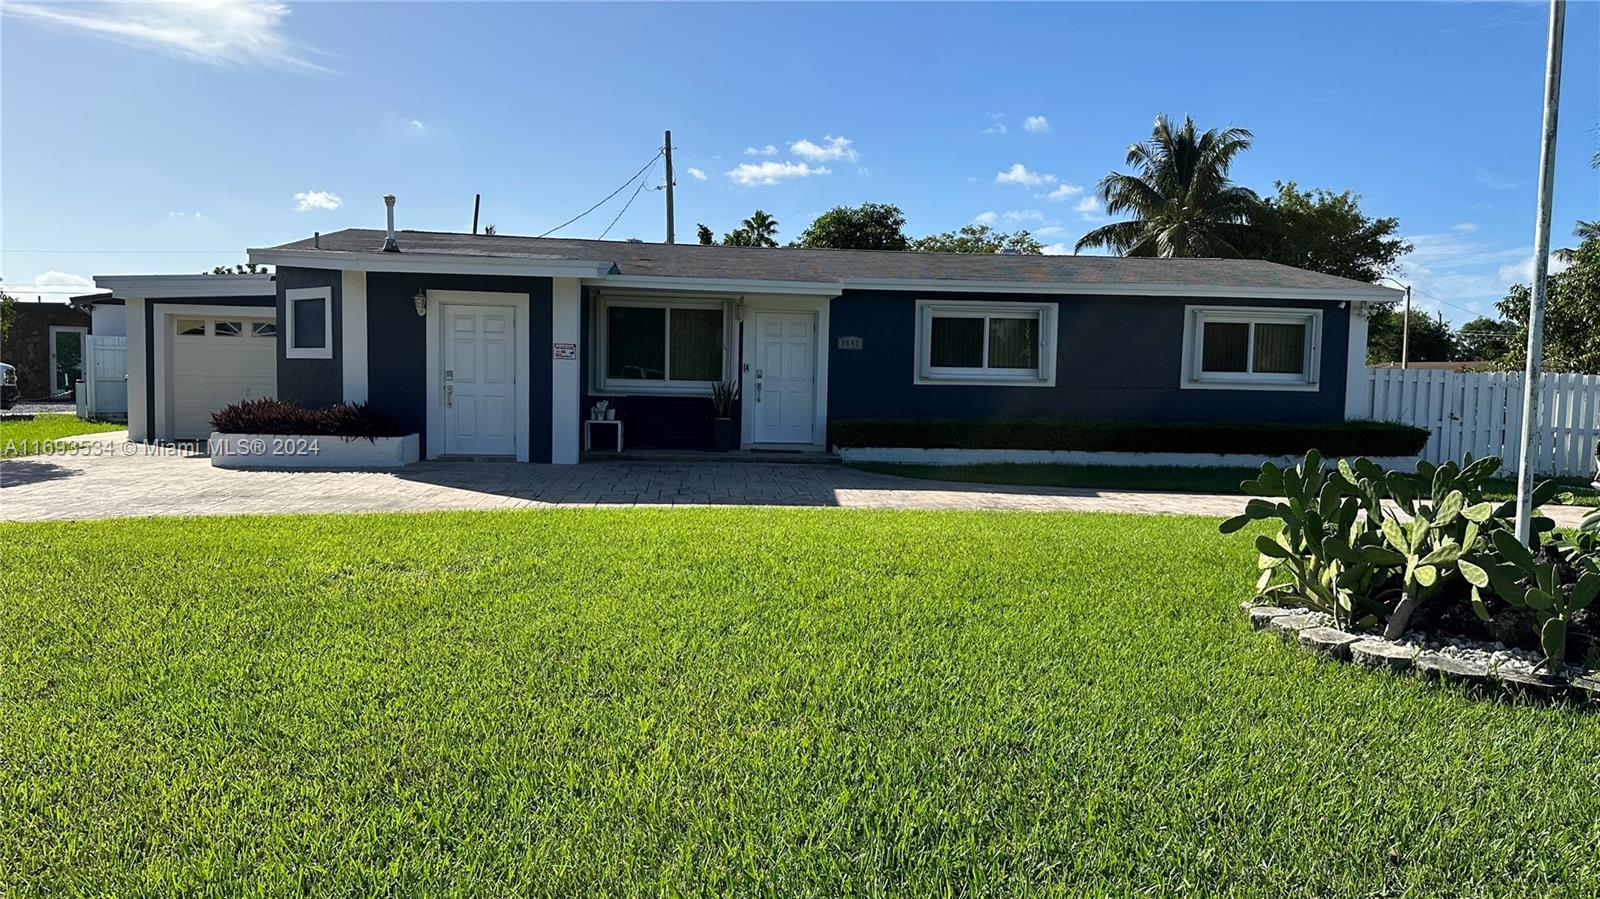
[
  {"left": 1181, "top": 306, "right": 1321, "bottom": 390},
  {"left": 915, "top": 301, "right": 1054, "bottom": 385},
  {"left": 213, "top": 320, "right": 243, "bottom": 337},
  {"left": 595, "top": 297, "right": 727, "bottom": 393},
  {"left": 175, "top": 318, "right": 206, "bottom": 336},
  {"left": 285, "top": 287, "right": 333, "bottom": 359},
  {"left": 252, "top": 321, "right": 278, "bottom": 338}
]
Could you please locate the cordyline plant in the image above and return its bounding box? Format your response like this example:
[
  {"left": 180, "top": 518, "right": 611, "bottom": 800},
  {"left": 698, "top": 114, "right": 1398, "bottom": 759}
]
[
  {"left": 1220, "top": 451, "right": 1585, "bottom": 666},
  {"left": 210, "top": 398, "right": 407, "bottom": 440}
]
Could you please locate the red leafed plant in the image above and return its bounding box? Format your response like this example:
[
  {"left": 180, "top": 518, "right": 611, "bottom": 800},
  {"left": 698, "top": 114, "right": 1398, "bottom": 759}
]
[{"left": 209, "top": 398, "right": 407, "bottom": 439}]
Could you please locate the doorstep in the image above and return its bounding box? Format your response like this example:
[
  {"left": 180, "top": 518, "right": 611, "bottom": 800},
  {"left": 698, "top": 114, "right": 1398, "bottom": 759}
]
[{"left": 583, "top": 447, "right": 840, "bottom": 465}]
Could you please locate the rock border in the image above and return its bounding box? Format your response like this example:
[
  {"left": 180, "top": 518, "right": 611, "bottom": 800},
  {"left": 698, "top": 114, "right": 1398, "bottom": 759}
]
[{"left": 1242, "top": 602, "right": 1600, "bottom": 704}]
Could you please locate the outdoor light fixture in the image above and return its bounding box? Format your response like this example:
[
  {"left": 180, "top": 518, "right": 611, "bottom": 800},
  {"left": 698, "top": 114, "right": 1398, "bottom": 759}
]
[
  {"left": 413, "top": 291, "right": 427, "bottom": 317},
  {"left": 736, "top": 298, "right": 746, "bottom": 321}
]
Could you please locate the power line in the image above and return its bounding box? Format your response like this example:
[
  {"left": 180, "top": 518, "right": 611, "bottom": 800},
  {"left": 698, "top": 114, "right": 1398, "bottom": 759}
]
[
  {"left": 599, "top": 158, "right": 658, "bottom": 240},
  {"left": 536, "top": 149, "right": 663, "bottom": 239}
]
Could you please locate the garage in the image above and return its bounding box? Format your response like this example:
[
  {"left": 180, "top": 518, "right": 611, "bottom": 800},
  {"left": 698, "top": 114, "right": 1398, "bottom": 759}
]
[{"left": 169, "top": 314, "right": 278, "bottom": 439}]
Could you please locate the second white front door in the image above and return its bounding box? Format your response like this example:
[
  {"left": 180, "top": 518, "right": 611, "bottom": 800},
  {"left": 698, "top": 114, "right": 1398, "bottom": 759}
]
[
  {"left": 752, "top": 311, "right": 815, "bottom": 444},
  {"left": 443, "top": 303, "right": 517, "bottom": 456}
]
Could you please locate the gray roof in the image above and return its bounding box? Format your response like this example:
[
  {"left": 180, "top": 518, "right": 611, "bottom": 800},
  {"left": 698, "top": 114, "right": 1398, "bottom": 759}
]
[{"left": 265, "top": 228, "right": 1395, "bottom": 297}]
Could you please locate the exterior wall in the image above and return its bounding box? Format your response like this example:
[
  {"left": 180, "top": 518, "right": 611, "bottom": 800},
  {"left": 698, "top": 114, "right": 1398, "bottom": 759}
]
[
  {"left": 365, "top": 272, "right": 553, "bottom": 461},
  {"left": 137, "top": 295, "right": 276, "bottom": 440},
  {"left": 826, "top": 290, "right": 1352, "bottom": 434},
  {"left": 2, "top": 302, "right": 91, "bottom": 399},
  {"left": 91, "top": 303, "right": 127, "bottom": 337},
  {"left": 275, "top": 267, "right": 343, "bottom": 408}
]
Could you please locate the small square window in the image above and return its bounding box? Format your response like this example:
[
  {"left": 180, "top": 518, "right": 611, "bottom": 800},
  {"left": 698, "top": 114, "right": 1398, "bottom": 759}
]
[
  {"left": 176, "top": 318, "right": 206, "bottom": 336},
  {"left": 285, "top": 287, "right": 333, "bottom": 359},
  {"left": 252, "top": 321, "right": 278, "bottom": 338},
  {"left": 214, "top": 320, "right": 243, "bottom": 337}
]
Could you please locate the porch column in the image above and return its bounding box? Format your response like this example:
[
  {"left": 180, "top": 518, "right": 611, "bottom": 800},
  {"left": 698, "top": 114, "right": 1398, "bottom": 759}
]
[
  {"left": 125, "top": 298, "right": 148, "bottom": 442},
  {"left": 340, "top": 270, "right": 368, "bottom": 404},
  {"left": 551, "top": 277, "right": 581, "bottom": 464},
  {"left": 1344, "top": 303, "right": 1371, "bottom": 420}
]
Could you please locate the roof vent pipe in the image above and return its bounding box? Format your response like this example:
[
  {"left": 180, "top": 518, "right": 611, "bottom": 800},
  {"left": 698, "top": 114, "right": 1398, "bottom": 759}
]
[{"left": 382, "top": 194, "right": 400, "bottom": 253}]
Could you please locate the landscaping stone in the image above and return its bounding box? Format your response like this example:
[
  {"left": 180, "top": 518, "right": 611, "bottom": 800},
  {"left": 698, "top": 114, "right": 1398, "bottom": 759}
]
[
  {"left": 1492, "top": 666, "right": 1571, "bottom": 699},
  {"left": 1349, "top": 640, "right": 1419, "bottom": 672},
  {"left": 1246, "top": 605, "right": 1293, "bottom": 630},
  {"left": 1567, "top": 673, "right": 1600, "bottom": 703},
  {"left": 1415, "top": 653, "right": 1490, "bottom": 688},
  {"left": 1266, "top": 613, "right": 1323, "bottom": 640},
  {"left": 1297, "top": 626, "right": 1361, "bottom": 660}
]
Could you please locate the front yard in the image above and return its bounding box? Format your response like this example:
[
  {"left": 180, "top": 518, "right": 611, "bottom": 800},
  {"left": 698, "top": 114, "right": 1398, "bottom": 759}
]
[
  {"left": 0, "top": 413, "right": 124, "bottom": 458},
  {"left": 4, "top": 509, "right": 1600, "bottom": 896}
]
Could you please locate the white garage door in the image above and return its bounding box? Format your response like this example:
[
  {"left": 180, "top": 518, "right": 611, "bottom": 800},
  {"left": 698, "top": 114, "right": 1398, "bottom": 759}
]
[{"left": 171, "top": 315, "right": 277, "bottom": 439}]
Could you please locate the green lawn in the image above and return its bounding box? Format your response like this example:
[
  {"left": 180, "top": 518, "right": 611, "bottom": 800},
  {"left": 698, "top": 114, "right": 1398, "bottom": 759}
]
[
  {"left": 4, "top": 509, "right": 1600, "bottom": 897},
  {"left": 0, "top": 413, "right": 124, "bottom": 458},
  {"left": 852, "top": 461, "right": 1600, "bottom": 507}
]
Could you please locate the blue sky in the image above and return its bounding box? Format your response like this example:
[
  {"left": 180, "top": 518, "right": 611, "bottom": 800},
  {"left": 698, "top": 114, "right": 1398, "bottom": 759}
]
[{"left": 3, "top": 1, "right": 1597, "bottom": 325}]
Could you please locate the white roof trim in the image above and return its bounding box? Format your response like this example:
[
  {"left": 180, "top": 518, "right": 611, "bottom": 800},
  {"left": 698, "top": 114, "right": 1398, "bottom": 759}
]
[
  {"left": 94, "top": 274, "right": 276, "bottom": 300},
  {"left": 582, "top": 275, "right": 843, "bottom": 297},
  {"left": 838, "top": 277, "right": 1400, "bottom": 302},
  {"left": 248, "top": 247, "right": 612, "bottom": 279}
]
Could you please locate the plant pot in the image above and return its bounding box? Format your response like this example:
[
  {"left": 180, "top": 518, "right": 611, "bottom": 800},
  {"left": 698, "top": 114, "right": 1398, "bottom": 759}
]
[{"left": 711, "top": 417, "right": 736, "bottom": 452}]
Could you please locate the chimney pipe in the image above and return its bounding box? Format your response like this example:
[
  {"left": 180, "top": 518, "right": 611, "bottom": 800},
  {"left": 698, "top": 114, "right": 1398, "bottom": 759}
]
[{"left": 382, "top": 194, "right": 400, "bottom": 253}]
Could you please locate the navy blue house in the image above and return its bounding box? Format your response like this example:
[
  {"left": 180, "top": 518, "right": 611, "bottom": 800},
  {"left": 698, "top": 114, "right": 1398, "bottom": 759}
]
[{"left": 98, "top": 204, "right": 1396, "bottom": 464}]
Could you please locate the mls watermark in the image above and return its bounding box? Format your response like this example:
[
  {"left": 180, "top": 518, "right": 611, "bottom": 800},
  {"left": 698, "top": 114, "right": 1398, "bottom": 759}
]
[{"left": 1, "top": 437, "right": 324, "bottom": 458}]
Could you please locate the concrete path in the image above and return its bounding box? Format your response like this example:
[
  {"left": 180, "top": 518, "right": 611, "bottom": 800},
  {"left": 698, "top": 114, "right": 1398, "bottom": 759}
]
[{"left": 1, "top": 433, "right": 1591, "bottom": 527}]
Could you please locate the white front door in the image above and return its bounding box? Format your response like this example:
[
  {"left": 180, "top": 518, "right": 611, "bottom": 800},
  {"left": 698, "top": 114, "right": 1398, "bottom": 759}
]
[
  {"left": 752, "top": 311, "right": 815, "bottom": 444},
  {"left": 443, "top": 304, "right": 517, "bottom": 456}
]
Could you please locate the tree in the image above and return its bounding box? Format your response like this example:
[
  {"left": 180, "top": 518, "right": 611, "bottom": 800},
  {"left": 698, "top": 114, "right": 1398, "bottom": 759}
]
[
  {"left": 909, "top": 224, "right": 1044, "bottom": 255},
  {"left": 1494, "top": 235, "right": 1600, "bottom": 373},
  {"left": 1075, "top": 114, "right": 1262, "bottom": 257},
  {"left": 209, "top": 263, "right": 268, "bottom": 275},
  {"left": 1247, "top": 182, "right": 1411, "bottom": 282},
  {"left": 0, "top": 286, "right": 15, "bottom": 348},
  {"left": 696, "top": 224, "right": 714, "bottom": 245},
  {"left": 724, "top": 210, "right": 778, "bottom": 248},
  {"left": 1365, "top": 306, "right": 1459, "bottom": 364},
  {"left": 795, "top": 203, "right": 909, "bottom": 251},
  {"left": 1456, "top": 316, "right": 1515, "bottom": 362},
  {"left": 482, "top": 225, "right": 497, "bottom": 236}
]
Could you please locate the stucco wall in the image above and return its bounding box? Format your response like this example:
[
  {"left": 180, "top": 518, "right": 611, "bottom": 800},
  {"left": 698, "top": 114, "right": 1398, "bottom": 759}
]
[{"left": 275, "top": 267, "right": 343, "bottom": 409}]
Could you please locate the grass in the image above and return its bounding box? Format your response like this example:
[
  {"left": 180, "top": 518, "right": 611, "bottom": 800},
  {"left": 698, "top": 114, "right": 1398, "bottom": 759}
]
[
  {"left": 5, "top": 509, "right": 1600, "bottom": 897},
  {"left": 0, "top": 413, "right": 124, "bottom": 458},
  {"left": 852, "top": 461, "right": 1600, "bottom": 507}
]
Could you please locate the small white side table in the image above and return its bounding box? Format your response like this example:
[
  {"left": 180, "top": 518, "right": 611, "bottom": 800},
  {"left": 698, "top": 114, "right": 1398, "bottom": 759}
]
[{"left": 584, "top": 419, "right": 623, "bottom": 452}]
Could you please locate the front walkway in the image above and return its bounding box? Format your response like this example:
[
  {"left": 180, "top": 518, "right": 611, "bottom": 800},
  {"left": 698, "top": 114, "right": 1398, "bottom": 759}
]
[{"left": 1, "top": 434, "right": 1590, "bottom": 526}]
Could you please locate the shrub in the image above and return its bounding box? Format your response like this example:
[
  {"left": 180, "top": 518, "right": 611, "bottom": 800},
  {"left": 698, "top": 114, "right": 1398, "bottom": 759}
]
[
  {"left": 1221, "top": 452, "right": 1597, "bottom": 669},
  {"left": 209, "top": 398, "right": 407, "bottom": 439},
  {"left": 831, "top": 418, "right": 1430, "bottom": 457}
]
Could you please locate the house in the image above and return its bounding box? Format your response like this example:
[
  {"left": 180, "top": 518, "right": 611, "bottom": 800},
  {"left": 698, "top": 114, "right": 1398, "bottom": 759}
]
[
  {"left": 69, "top": 292, "right": 127, "bottom": 338},
  {"left": 0, "top": 299, "right": 91, "bottom": 401},
  {"left": 96, "top": 198, "right": 1398, "bottom": 462}
]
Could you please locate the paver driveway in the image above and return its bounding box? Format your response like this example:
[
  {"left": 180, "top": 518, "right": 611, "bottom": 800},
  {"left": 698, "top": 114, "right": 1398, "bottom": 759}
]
[{"left": 1, "top": 433, "right": 1590, "bottom": 526}]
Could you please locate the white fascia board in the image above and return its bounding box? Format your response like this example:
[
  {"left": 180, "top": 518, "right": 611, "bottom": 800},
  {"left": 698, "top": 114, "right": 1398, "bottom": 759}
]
[
  {"left": 582, "top": 275, "right": 843, "bottom": 297},
  {"left": 94, "top": 274, "right": 276, "bottom": 300},
  {"left": 248, "top": 248, "right": 612, "bottom": 279},
  {"left": 838, "top": 277, "right": 1400, "bottom": 303}
]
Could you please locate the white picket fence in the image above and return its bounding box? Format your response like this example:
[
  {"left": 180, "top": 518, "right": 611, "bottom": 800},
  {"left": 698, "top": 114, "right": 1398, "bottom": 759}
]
[
  {"left": 1355, "top": 368, "right": 1600, "bottom": 477},
  {"left": 83, "top": 335, "right": 127, "bottom": 419}
]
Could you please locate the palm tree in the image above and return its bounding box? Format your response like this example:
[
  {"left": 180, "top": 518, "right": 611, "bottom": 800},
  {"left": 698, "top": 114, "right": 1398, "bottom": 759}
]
[
  {"left": 1075, "top": 114, "right": 1263, "bottom": 257},
  {"left": 740, "top": 210, "right": 779, "bottom": 247}
]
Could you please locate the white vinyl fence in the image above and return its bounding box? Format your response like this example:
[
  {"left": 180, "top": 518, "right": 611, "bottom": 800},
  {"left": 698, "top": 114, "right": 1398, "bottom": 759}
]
[
  {"left": 1355, "top": 368, "right": 1600, "bottom": 478},
  {"left": 83, "top": 335, "right": 127, "bottom": 420}
]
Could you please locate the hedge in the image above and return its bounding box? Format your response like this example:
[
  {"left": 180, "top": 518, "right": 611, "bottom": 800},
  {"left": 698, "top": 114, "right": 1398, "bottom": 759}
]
[
  {"left": 210, "top": 398, "right": 408, "bottom": 438},
  {"left": 831, "top": 418, "right": 1431, "bottom": 457}
]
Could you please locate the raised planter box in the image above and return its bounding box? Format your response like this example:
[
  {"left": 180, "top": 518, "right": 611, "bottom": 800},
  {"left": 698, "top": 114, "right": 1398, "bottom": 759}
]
[
  {"left": 836, "top": 447, "right": 1425, "bottom": 470},
  {"left": 209, "top": 432, "right": 419, "bottom": 470}
]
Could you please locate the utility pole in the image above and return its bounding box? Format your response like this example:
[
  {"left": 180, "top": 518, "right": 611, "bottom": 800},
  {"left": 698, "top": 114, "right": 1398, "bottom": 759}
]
[
  {"left": 663, "top": 130, "right": 675, "bottom": 243},
  {"left": 1514, "top": 0, "right": 1566, "bottom": 544},
  {"left": 472, "top": 194, "right": 481, "bottom": 235},
  {"left": 1400, "top": 284, "right": 1412, "bottom": 369}
]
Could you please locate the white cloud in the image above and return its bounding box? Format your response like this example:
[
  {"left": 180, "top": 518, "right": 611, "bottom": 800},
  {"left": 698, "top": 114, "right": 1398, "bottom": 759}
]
[
  {"left": 1451, "top": 222, "right": 1479, "bottom": 233},
  {"left": 1393, "top": 228, "right": 1568, "bottom": 322},
  {"left": 994, "top": 163, "right": 1056, "bottom": 188},
  {"left": 1032, "top": 225, "right": 1067, "bottom": 238},
  {"left": 1474, "top": 167, "right": 1521, "bottom": 191},
  {"left": 685, "top": 167, "right": 708, "bottom": 181},
  {"left": 2, "top": 1, "right": 333, "bottom": 73},
  {"left": 973, "top": 211, "right": 998, "bottom": 225},
  {"left": 1041, "top": 243, "right": 1073, "bottom": 255},
  {"left": 1023, "top": 115, "right": 1051, "bottom": 134},
  {"left": 1043, "top": 183, "right": 1084, "bottom": 202},
  {"left": 744, "top": 144, "right": 778, "bottom": 156},
  {"left": 1074, "top": 196, "right": 1105, "bottom": 221},
  {"left": 789, "top": 135, "right": 858, "bottom": 163},
  {"left": 293, "top": 190, "right": 343, "bottom": 212},
  {"left": 982, "top": 111, "right": 1008, "bottom": 135},
  {"left": 6, "top": 271, "right": 96, "bottom": 298},
  {"left": 1496, "top": 251, "right": 1571, "bottom": 286},
  {"left": 1003, "top": 210, "right": 1046, "bottom": 223},
  {"left": 725, "top": 161, "right": 830, "bottom": 187},
  {"left": 167, "top": 210, "right": 207, "bottom": 222}
]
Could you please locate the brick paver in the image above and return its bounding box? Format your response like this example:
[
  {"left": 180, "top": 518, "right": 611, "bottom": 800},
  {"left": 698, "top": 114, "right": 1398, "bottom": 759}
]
[{"left": 1, "top": 433, "right": 1589, "bottom": 526}]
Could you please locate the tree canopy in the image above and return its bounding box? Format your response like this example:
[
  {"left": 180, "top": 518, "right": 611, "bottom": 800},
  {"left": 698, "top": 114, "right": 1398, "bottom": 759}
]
[
  {"left": 723, "top": 210, "right": 779, "bottom": 247},
  {"left": 1494, "top": 235, "right": 1600, "bottom": 373},
  {"left": 1365, "top": 306, "right": 1459, "bottom": 365},
  {"left": 1247, "top": 182, "right": 1411, "bottom": 282},
  {"left": 794, "top": 203, "right": 909, "bottom": 251},
  {"left": 909, "top": 224, "right": 1044, "bottom": 255},
  {"left": 1075, "top": 114, "right": 1262, "bottom": 257}
]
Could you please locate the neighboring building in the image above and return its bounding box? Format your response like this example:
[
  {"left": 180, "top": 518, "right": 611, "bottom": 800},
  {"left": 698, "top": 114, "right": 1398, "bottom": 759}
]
[
  {"left": 95, "top": 204, "right": 1397, "bottom": 460},
  {"left": 0, "top": 299, "right": 91, "bottom": 400},
  {"left": 70, "top": 292, "right": 127, "bottom": 337}
]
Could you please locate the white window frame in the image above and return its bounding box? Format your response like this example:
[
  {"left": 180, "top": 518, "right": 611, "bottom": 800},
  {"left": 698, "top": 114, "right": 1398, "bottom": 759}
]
[
  {"left": 284, "top": 286, "right": 333, "bottom": 360},
  {"left": 1180, "top": 305, "right": 1322, "bottom": 391},
  {"left": 913, "top": 300, "right": 1055, "bottom": 386},
  {"left": 592, "top": 294, "right": 732, "bottom": 395}
]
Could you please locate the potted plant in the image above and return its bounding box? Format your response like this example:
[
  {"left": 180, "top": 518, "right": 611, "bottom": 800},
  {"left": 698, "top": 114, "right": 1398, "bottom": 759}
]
[{"left": 710, "top": 379, "right": 739, "bottom": 451}]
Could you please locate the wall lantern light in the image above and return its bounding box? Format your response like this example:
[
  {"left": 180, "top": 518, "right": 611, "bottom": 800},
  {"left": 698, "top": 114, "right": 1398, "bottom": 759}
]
[{"left": 413, "top": 290, "right": 428, "bottom": 317}]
